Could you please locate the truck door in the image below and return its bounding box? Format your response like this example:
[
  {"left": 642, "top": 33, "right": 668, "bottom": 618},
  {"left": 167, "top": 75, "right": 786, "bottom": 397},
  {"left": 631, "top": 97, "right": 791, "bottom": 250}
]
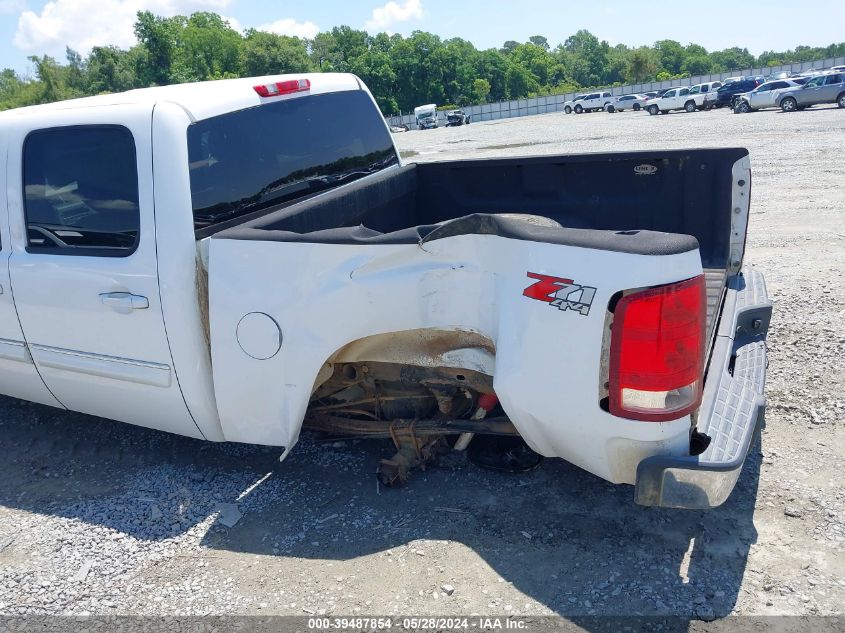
[
  {"left": 6, "top": 106, "right": 204, "bottom": 438},
  {"left": 0, "top": 135, "right": 63, "bottom": 408}
]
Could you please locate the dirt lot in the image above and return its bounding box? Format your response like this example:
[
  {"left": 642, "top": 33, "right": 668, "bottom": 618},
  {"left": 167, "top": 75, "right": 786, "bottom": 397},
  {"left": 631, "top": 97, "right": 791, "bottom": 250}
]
[{"left": 0, "top": 104, "right": 843, "bottom": 627}]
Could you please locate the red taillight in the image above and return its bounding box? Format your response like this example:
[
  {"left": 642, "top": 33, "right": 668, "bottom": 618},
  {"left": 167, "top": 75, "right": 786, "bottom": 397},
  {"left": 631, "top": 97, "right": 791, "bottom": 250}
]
[
  {"left": 608, "top": 275, "right": 706, "bottom": 422},
  {"left": 253, "top": 78, "right": 311, "bottom": 98}
]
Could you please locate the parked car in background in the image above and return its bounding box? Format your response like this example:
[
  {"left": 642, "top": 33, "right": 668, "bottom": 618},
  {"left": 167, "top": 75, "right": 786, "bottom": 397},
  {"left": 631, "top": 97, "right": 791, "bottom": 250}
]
[
  {"left": 776, "top": 71, "right": 845, "bottom": 111},
  {"left": 704, "top": 78, "right": 764, "bottom": 109},
  {"left": 445, "top": 109, "right": 471, "bottom": 126},
  {"left": 647, "top": 86, "right": 700, "bottom": 114},
  {"left": 733, "top": 79, "right": 806, "bottom": 113},
  {"left": 609, "top": 94, "right": 648, "bottom": 112},
  {"left": 573, "top": 91, "right": 614, "bottom": 113},
  {"left": 563, "top": 95, "right": 585, "bottom": 114},
  {"left": 642, "top": 91, "right": 659, "bottom": 99}
]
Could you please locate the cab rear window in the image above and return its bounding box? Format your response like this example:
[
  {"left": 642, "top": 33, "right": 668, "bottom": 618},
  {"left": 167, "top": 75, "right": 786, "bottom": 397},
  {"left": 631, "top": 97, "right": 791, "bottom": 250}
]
[{"left": 188, "top": 90, "right": 398, "bottom": 233}]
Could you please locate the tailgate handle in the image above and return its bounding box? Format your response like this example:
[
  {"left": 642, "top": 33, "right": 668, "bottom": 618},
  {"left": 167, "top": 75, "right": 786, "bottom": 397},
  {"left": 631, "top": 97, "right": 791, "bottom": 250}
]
[{"left": 100, "top": 292, "right": 149, "bottom": 311}]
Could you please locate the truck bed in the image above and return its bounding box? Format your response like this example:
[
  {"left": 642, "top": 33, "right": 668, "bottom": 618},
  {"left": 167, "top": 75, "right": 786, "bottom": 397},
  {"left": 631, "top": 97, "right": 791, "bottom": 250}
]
[{"left": 216, "top": 148, "right": 747, "bottom": 289}]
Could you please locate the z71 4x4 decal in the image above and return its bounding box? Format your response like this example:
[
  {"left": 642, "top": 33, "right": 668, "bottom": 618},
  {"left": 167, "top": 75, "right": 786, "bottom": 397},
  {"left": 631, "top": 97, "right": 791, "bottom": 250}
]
[{"left": 523, "top": 272, "right": 597, "bottom": 316}]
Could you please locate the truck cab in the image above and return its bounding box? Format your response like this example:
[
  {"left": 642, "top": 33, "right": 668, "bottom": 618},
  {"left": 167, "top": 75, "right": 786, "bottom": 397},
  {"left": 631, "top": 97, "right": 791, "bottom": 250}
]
[
  {"left": 575, "top": 91, "right": 613, "bottom": 113},
  {"left": 647, "top": 87, "right": 699, "bottom": 115}
]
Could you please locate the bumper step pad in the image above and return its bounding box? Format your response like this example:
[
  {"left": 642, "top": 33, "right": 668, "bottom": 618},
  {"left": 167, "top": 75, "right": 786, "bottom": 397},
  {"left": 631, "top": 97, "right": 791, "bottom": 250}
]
[{"left": 634, "top": 267, "right": 771, "bottom": 509}]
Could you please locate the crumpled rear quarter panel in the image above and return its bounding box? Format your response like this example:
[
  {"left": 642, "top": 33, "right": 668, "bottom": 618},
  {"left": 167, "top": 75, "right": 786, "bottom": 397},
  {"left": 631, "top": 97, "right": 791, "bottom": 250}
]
[{"left": 208, "top": 233, "right": 701, "bottom": 483}]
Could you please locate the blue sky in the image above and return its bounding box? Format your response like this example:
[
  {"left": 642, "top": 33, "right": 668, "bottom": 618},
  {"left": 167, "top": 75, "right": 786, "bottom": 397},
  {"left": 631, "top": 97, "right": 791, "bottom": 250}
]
[{"left": 2, "top": 0, "right": 843, "bottom": 74}]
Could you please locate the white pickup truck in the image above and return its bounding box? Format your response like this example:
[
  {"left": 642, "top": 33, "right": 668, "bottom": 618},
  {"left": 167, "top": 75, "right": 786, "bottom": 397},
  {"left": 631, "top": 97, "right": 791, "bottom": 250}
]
[
  {"left": 647, "top": 88, "right": 707, "bottom": 114},
  {"left": 0, "top": 73, "right": 770, "bottom": 508}
]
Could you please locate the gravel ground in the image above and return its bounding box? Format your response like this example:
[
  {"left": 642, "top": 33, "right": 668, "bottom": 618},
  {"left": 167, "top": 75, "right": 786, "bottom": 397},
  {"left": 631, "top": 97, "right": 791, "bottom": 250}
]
[{"left": 1, "top": 104, "right": 843, "bottom": 625}]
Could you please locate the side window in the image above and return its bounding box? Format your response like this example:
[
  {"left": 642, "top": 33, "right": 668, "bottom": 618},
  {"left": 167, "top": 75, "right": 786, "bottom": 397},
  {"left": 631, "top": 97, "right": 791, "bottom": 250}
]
[
  {"left": 757, "top": 84, "right": 772, "bottom": 92},
  {"left": 806, "top": 77, "right": 825, "bottom": 88},
  {"left": 680, "top": 88, "right": 689, "bottom": 96},
  {"left": 23, "top": 126, "right": 139, "bottom": 255},
  {"left": 826, "top": 74, "right": 843, "bottom": 85},
  {"left": 689, "top": 85, "right": 700, "bottom": 94}
]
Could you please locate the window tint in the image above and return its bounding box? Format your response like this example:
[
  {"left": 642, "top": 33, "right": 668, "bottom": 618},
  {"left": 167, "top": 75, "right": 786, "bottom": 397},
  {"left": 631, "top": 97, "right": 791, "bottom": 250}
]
[
  {"left": 602, "top": 92, "right": 610, "bottom": 98},
  {"left": 825, "top": 74, "right": 843, "bottom": 84},
  {"left": 23, "top": 126, "right": 139, "bottom": 254},
  {"left": 680, "top": 88, "right": 689, "bottom": 96},
  {"left": 188, "top": 90, "right": 398, "bottom": 231},
  {"left": 806, "top": 77, "right": 825, "bottom": 87}
]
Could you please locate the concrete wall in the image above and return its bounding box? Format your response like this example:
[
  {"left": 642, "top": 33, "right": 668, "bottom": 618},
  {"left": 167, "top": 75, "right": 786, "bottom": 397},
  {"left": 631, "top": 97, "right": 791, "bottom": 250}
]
[{"left": 387, "top": 56, "right": 845, "bottom": 128}]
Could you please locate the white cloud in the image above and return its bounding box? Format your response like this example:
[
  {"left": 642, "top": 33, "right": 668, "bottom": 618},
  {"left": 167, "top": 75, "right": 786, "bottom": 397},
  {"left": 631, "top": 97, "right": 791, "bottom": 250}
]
[
  {"left": 14, "top": 0, "right": 233, "bottom": 58},
  {"left": 365, "top": 0, "right": 422, "bottom": 32},
  {"left": 255, "top": 18, "right": 319, "bottom": 39},
  {"left": 219, "top": 13, "right": 242, "bottom": 33}
]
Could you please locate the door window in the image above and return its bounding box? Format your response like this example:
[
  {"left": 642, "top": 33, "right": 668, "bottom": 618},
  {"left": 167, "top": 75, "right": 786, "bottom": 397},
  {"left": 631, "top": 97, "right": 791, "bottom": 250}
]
[
  {"left": 825, "top": 74, "right": 843, "bottom": 85},
  {"left": 805, "top": 76, "right": 825, "bottom": 88},
  {"left": 23, "top": 126, "right": 139, "bottom": 255}
]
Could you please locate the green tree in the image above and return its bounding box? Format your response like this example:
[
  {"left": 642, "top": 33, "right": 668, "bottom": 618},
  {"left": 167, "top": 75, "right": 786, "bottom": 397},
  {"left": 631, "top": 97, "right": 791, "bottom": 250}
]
[
  {"left": 528, "top": 35, "right": 549, "bottom": 51},
  {"left": 134, "top": 11, "right": 182, "bottom": 85},
  {"left": 472, "top": 78, "right": 491, "bottom": 103},
  {"left": 682, "top": 54, "right": 713, "bottom": 76},
  {"left": 171, "top": 12, "right": 242, "bottom": 81},
  {"left": 240, "top": 30, "right": 312, "bottom": 76},
  {"left": 86, "top": 46, "right": 140, "bottom": 93},
  {"left": 710, "top": 47, "right": 755, "bottom": 72},
  {"left": 626, "top": 46, "right": 658, "bottom": 83},
  {"left": 509, "top": 43, "right": 556, "bottom": 86},
  {"left": 562, "top": 30, "right": 608, "bottom": 86},
  {"left": 654, "top": 39, "right": 685, "bottom": 74}
]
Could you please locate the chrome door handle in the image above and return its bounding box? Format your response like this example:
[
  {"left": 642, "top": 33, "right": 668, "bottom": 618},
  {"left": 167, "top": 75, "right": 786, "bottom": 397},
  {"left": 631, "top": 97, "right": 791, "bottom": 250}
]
[{"left": 100, "top": 292, "right": 149, "bottom": 310}]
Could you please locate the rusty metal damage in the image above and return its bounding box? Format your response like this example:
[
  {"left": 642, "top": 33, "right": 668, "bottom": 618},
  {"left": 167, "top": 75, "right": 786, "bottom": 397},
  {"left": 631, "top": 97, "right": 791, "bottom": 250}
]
[{"left": 304, "top": 340, "right": 514, "bottom": 485}]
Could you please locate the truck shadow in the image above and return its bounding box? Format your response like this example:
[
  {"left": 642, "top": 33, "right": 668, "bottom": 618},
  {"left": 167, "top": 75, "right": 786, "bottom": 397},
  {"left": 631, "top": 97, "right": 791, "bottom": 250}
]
[{"left": 0, "top": 395, "right": 760, "bottom": 625}]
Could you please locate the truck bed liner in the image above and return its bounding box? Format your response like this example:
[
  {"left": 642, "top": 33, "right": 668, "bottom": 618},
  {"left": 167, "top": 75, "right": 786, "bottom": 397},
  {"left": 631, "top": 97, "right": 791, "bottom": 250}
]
[{"left": 215, "top": 150, "right": 747, "bottom": 270}]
